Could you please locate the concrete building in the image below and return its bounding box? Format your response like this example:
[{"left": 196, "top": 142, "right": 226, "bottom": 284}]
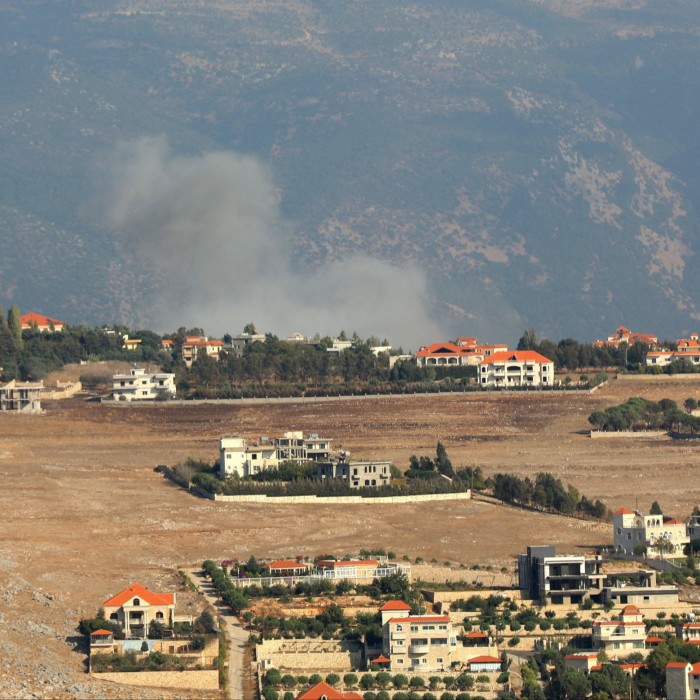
[
  {"left": 218, "top": 431, "right": 334, "bottom": 478},
  {"left": 613, "top": 507, "right": 690, "bottom": 556},
  {"left": 379, "top": 600, "right": 457, "bottom": 672},
  {"left": 314, "top": 460, "right": 392, "bottom": 489},
  {"left": 0, "top": 379, "right": 43, "bottom": 412},
  {"left": 228, "top": 332, "right": 266, "bottom": 357},
  {"left": 112, "top": 367, "right": 176, "bottom": 401},
  {"left": 518, "top": 546, "right": 605, "bottom": 605},
  {"left": 667, "top": 661, "right": 700, "bottom": 700},
  {"left": 478, "top": 350, "right": 554, "bottom": 388},
  {"left": 592, "top": 605, "right": 647, "bottom": 658},
  {"left": 102, "top": 583, "right": 176, "bottom": 639},
  {"left": 181, "top": 336, "right": 224, "bottom": 367}
]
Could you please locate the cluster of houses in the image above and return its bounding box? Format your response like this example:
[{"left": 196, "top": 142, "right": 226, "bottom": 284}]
[{"left": 218, "top": 431, "right": 392, "bottom": 489}]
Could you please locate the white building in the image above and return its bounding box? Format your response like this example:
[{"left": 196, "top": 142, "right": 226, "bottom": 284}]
[
  {"left": 613, "top": 507, "right": 689, "bottom": 556},
  {"left": 112, "top": 367, "right": 176, "bottom": 401},
  {"left": 379, "top": 600, "right": 457, "bottom": 672},
  {"left": 218, "top": 431, "right": 334, "bottom": 478},
  {"left": 478, "top": 350, "right": 554, "bottom": 387},
  {"left": 592, "top": 605, "right": 647, "bottom": 658},
  {"left": 667, "top": 661, "right": 700, "bottom": 700},
  {"left": 0, "top": 380, "right": 43, "bottom": 412}
]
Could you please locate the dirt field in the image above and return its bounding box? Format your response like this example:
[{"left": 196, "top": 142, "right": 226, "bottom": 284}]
[{"left": 2, "top": 371, "right": 700, "bottom": 697}]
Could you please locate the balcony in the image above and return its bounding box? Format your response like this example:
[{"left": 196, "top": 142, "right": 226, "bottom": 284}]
[{"left": 409, "top": 643, "right": 430, "bottom": 654}]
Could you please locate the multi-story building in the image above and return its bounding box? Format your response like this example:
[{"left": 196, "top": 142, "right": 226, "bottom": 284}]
[
  {"left": 0, "top": 379, "right": 43, "bottom": 412},
  {"left": 227, "top": 332, "right": 267, "bottom": 357},
  {"left": 613, "top": 507, "right": 689, "bottom": 556},
  {"left": 181, "top": 336, "right": 224, "bottom": 367},
  {"left": 592, "top": 605, "right": 647, "bottom": 658},
  {"left": 594, "top": 326, "right": 659, "bottom": 348},
  {"left": 415, "top": 339, "right": 508, "bottom": 367},
  {"left": 218, "top": 431, "right": 334, "bottom": 478},
  {"left": 379, "top": 600, "right": 457, "bottom": 672},
  {"left": 111, "top": 367, "right": 176, "bottom": 401},
  {"left": 314, "top": 460, "right": 392, "bottom": 489},
  {"left": 667, "top": 661, "right": 700, "bottom": 700},
  {"left": 518, "top": 546, "right": 605, "bottom": 605},
  {"left": 478, "top": 350, "right": 554, "bottom": 388},
  {"left": 102, "top": 583, "right": 176, "bottom": 638}
]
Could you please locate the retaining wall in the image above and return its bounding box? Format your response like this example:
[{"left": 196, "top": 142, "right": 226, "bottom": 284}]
[
  {"left": 94, "top": 670, "right": 218, "bottom": 690},
  {"left": 590, "top": 430, "right": 667, "bottom": 439},
  {"left": 213, "top": 491, "right": 471, "bottom": 504},
  {"left": 43, "top": 381, "right": 82, "bottom": 400}
]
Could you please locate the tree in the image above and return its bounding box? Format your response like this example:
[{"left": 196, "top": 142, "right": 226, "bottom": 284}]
[
  {"left": 243, "top": 323, "right": 257, "bottom": 335},
  {"left": 265, "top": 668, "right": 282, "bottom": 686},
  {"left": 7, "top": 305, "right": 22, "bottom": 352},
  {"left": 435, "top": 441, "right": 455, "bottom": 478},
  {"left": 518, "top": 328, "right": 539, "bottom": 351},
  {"left": 148, "top": 621, "right": 165, "bottom": 639},
  {"left": 326, "top": 673, "right": 340, "bottom": 687},
  {"left": 650, "top": 500, "right": 663, "bottom": 515},
  {"left": 685, "top": 398, "right": 698, "bottom": 413},
  {"left": 343, "top": 673, "right": 358, "bottom": 688},
  {"left": 194, "top": 609, "right": 217, "bottom": 633}
]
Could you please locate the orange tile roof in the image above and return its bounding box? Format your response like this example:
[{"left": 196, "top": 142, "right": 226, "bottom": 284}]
[
  {"left": 91, "top": 629, "right": 114, "bottom": 636},
  {"left": 613, "top": 507, "right": 635, "bottom": 516},
  {"left": 469, "top": 655, "right": 502, "bottom": 664},
  {"left": 416, "top": 342, "right": 463, "bottom": 357},
  {"left": 20, "top": 312, "right": 64, "bottom": 328},
  {"left": 646, "top": 636, "right": 664, "bottom": 643},
  {"left": 480, "top": 350, "right": 553, "bottom": 365},
  {"left": 371, "top": 654, "right": 391, "bottom": 663},
  {"left": 264, "top": 560, "right": 309, "bottom": 570},
  {"left": 380, "top": 600, "right": 412, "bottom": 612},
  {"left": 565, "top": 653, "right": 597, "bottom": 660},
  {"left": 103, "top": 583, "right": 175, "bottom": 608},
  {"left": 295, "top": 682, "right": 362, "bottom": 700},
  {"left": 465, "top": 631, "right": 489, "bottom": 638},
  {"left": 667, "top": 661, "right": 691, "bottom": 669},
  {"left": 621, "top": 605, "right": 641, "bottom": 613}
]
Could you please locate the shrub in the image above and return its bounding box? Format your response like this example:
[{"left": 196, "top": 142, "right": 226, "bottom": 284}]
[
  {"left": 508, "top": 636, "right": 520, "bottom": 646},
  {"left": 262, "top": 688, "right": 279, "bottom": 700},
  {"left": 393, "top": 674, "right": 409, "bottom": 688},
  {"left": 410, "top": 677, "right": 426, "bottom": 689},
  {"left": 344, "top": 673, "right": 358, "bottom": 688},
  {"left": 326, "top": 673, "right": 340, "bottom": 687},
  {"left": 265, "top": 669, "right": 282, "bottom": 686}
]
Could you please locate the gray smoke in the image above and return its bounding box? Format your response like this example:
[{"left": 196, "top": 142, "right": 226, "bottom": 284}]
[{"left": 99, "top": 136, "right": 444, "bottom": 348}]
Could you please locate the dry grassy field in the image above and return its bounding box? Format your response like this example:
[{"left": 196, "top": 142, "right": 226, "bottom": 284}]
[{"left": 2, "top": 370, "right": 700, "bottom": 697}]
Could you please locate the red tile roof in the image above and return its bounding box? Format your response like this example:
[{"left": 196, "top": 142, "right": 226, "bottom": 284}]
[
  {"left": 646, "top": 636, "right": 664, "bottom": 643},
  {"left": 621, "top": 605, "right": 641, "bottom": 614},
  {"left": 464, "top": 631, "right": 489, "bottom": 638},
  {"left": 263, "top": 560, "right": 309, "bottom": 570},
  {"left": 380, "top": 600, "right": 412, "bottom": 612},
  {"left": 90, "top": 629, "right": 114, "bottom": 636},
  {"left": 565, "top": 653, "right": 597, "bottom": 660},
  {"left": 103, "top": 583, "right": 175, "bottom": 608},
  {"left": 20, "top": 312, "right": 64, "bottom": 328},
  {"left": 469, "top": 655, "right": 502, "bottom": 664},
  {"left": 480, "top": 350, "right": 554, "bottom": 365},
  {"left": 667, "top": 661, "right": 691, "bottom": 669},
  {"left": 295, "top": 682, "right": 362, "bottom": 700},
  {"left": 613, "top": 507, "right": 636, "bottom": 515},
  {"left": 371, "top": 654, "right": 391, "bottom": 663}
]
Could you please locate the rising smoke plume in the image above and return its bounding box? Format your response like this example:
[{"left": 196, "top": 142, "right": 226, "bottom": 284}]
[{"left": 98, "top": 136, "right": 443, "bottom": 348}]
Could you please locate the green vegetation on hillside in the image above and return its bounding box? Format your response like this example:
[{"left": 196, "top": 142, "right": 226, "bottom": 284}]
[{"left": 588, "top": 397, "right": 700, "bottom": 433}]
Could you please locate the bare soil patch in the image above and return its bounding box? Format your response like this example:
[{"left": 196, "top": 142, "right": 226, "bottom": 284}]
[{"left": 2, "top": 372, "right": 700, "bottom": 696}]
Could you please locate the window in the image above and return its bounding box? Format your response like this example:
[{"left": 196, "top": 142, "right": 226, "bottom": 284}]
[
  {"left": 396, "top": 658, "right": 403, "bottom": 664},
  {"left": 156, "top": 611, "right": 164, "bottom": 620},
  {"left": 410, "top": 626, "right": 419, "bottom": 632},
  {"left": 439, "top": 625, "right": 447, "bottom": 630},
  {"left": 437, "top": 658, "right": 443, "bottom": 664},
  {"left": 396, "top": 625, "right": 403, "bottom": 632},
  {"left": 110, "top": 613, "right": 118, "bottom": 621},
  {"left": 133, "top": 598, "right": 141, "bottom": 606}
]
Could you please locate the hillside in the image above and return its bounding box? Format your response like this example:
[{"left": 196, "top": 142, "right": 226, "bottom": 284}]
[{"left": 2, "top": 1, "right": 700, "bottom": 344}]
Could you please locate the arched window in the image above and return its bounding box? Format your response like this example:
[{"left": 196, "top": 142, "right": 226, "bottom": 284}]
[
  {"left": 133, "top": 598, "right": 141, "bottom": 606},
  {"left": 110, "top": 613, "right": 118, "bottom": 621},
  {"left": 156, "top": 611, "right": 164, "bottom": 620}
]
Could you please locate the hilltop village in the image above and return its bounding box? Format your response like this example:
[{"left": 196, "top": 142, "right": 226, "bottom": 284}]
[{"left": 3, "top": 309, "right": 700, "bottom": 699}]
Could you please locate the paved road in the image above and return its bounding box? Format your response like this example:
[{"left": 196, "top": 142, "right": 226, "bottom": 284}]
[{"left": 186, "top": 568, "right": 250, "bottom": 700}]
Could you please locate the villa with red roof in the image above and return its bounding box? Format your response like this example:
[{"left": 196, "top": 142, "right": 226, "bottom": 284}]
[
  {"left": 102, "top": 583, "right": 176, "bottom": 638},
  {"left": 592, "top": 605, "right": 647, "bottom": 658},
  {"left": 295, "top": 682, "right": 363, "bottom": 700},
  {"left": 415, "top": 339, "right": 507, "bottom": 367},
  {"left": 594, "top": 326, "right": 659, "bottom": 348},
  {"left": 666, "top": 660, "right": 700, "bottom": 699},
  {"left": 645, "top": 334, "right": 700, "bottom": 369},
  {"left": 181, "top": 336, "right": 224, "bottom": 368},
  {"left": 613, "top": 507, "right": 690, "bottom": 556},
  {"left": 478, "top": 350, "right": 554, "bottom": 388},
  {"left": 379, "top": 599, "right": 457, "bottom": 672},
  {"left": 263, "top": 560, "right": 313, "bottom": 577},
  {"left": 20, "top": 312, "right": 65, "bottom": 332}
]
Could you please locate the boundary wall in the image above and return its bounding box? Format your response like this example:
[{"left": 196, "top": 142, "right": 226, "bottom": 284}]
[
  {"left": 93, "top": 670, "right": 218, "bottom": 690},
  {"left": 212, "top": 490, "right": 471, "bottom": 504}
]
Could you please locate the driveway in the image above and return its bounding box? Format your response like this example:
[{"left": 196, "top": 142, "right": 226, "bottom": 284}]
[{"left": 186, "top": 568, "right": 251, "bottom": 700}]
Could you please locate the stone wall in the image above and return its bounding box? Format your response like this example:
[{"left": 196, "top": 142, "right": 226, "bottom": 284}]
[
  {"left": 214, "top": 491, "right": 471, "bottom": 504},
  {"left": 94, "top": 670, "right": 218, "bottom": 690},
  {"left": 43, "top": 381, "right": 82, "bottom": 400},
  {"left": 590, "top": 430, "right": 667, "bottom": 439},
  {"left": 257, "top": 639, "right": 362, "bottom": 671}
]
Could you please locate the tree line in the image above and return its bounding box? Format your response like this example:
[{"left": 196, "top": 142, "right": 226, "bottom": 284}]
[
  {"left": 589, "top": 397, "right": 700, "bottom": 433},
  {"left": 491, "top": 471, "right": 608, "bottom": 519}
]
